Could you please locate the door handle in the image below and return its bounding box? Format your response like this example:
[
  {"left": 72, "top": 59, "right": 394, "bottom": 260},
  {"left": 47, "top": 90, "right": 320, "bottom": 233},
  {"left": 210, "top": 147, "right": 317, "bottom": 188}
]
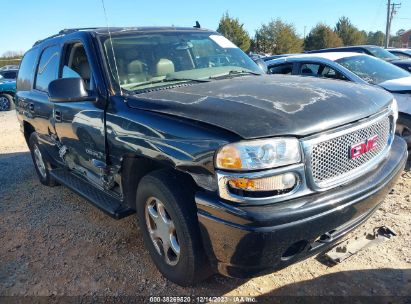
[
  {"left": 54, "top": 110, "right": 62, "bottom": 122},
  {"left": 28, "top": 103, "right": 34, "bottom": 112}
]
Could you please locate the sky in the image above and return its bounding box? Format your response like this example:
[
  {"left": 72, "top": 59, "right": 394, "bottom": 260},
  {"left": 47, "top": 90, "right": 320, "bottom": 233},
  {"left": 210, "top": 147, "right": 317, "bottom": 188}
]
[{"left": 0, "top": 0, "right": 410, "bottom": 55}]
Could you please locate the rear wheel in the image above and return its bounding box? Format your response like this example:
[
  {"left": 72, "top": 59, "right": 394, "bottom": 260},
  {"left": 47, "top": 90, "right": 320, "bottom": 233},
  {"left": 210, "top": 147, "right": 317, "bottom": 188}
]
[
  {"left": 0, "top": 94, "right": 14, "bottom": 111},
  {"left": 136, "top": 170, "right": 211, "bottom": 286},
  {"left": 28, "top": 133, "right": 58, "bottom": 186},
  {"left": 395, "top": 115, "right": 411, "bottom": 150}
]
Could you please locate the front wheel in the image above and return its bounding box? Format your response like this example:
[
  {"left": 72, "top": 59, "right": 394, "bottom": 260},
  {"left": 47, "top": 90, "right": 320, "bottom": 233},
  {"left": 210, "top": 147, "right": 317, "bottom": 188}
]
[
  {"left": 136, "top": 170, "right": 211, "bottom": 286},
  {"left": 0, "top": 94, "right": 14, "bottom": 111}
]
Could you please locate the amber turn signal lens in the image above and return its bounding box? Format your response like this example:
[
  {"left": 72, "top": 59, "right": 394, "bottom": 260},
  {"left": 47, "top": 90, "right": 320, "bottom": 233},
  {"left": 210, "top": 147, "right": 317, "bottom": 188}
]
[
  {"left": 215, "top": 145, "right": 242, "bottom": 169},
  {"left": 228, "top": 173, "right": 297, "bottom": 192}
]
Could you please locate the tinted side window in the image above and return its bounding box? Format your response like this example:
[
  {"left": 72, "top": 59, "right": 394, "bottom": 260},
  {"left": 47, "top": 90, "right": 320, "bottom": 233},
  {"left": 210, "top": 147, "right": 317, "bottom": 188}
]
[
  {"left": 320, "top": 65, "right": 348, "bottom": 80},
  {"left": 268, "top": 63, "right": 293, "bottom": 75},
  {"left": 17, "top": 48, "right": 40, "bottom": 91},
  {"left": 300, "top": 62, "right": 347, "bottom": 80},
  {"left": 300, "top": 63, "right": 320, "bottom": 76},
  {"left": 2, "top": 71, "right": 17, "bottom": 79},
  {"left": 35, "top": 45, "right": 60, "bottom": 92}
]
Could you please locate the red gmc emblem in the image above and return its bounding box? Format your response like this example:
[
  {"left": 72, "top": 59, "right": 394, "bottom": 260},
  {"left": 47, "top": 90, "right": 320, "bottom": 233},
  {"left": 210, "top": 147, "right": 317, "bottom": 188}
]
[{"left": 350, "top": 135, "right": 378, "bottom": 159}]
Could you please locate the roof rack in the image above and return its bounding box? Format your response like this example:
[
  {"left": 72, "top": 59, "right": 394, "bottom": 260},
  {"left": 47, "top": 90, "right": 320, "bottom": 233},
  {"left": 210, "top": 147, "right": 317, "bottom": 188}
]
[{"left": 33, "top": 27, "right": 99, "bottom": 46}]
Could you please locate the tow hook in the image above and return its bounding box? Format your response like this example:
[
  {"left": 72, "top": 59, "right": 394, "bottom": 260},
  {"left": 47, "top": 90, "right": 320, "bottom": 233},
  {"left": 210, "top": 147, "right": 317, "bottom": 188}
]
[{"left": 323, "top": 225, "right": 396, "bottom": 265}]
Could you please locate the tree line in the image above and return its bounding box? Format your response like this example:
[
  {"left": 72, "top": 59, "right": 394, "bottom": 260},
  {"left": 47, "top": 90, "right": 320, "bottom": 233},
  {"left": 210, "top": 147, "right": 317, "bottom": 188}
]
[
  {"left": 0, "top": 51, "right": 24, "bottom": 68},
  {"left": 217, "top": 13, "right": 405, "bottom": 54}
]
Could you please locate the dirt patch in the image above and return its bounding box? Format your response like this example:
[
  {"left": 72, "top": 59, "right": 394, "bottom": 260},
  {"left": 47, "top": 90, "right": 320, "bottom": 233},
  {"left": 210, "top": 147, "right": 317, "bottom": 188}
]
[{"left": 0, "top": 111, "right": 410, "bottom": 297}]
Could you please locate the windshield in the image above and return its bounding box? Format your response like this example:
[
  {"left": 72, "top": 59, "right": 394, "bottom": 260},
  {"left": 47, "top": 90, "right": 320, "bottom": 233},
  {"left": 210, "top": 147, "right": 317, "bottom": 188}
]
[
  {"left": 366, "top": 46, "right": 399, "bottom": 60},
  {"left": 336, "top": 55, "right": 410, "bottom": 85},
  {"left": 100, "top": 31, "right": 261, "bottom": 92}
]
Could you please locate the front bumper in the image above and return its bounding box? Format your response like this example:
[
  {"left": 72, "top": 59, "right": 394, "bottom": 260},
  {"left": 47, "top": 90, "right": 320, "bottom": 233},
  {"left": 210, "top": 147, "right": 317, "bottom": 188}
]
[{"left": 195, "top": 136, "right": 407, "bottom": 278}]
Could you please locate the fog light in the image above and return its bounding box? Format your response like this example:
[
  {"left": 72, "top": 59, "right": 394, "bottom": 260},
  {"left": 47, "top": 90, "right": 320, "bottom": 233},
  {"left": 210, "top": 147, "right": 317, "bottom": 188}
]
[{"left": 228, "top": 173, "right": 297, "bottom": 192}]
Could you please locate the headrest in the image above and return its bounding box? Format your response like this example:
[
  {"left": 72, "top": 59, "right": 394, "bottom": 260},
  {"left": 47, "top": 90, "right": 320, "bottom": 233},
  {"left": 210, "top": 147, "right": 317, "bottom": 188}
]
[
  {"left": 154, "top": 59, "right": 175, "bottom": 77},
  {"left": 128, "top": 60, "right": 145, "bottom": 74}
]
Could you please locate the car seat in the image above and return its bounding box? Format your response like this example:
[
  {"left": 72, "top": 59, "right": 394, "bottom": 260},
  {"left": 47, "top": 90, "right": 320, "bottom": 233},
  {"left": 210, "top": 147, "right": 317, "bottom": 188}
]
[{"left": 127, "top": 60, "right": 148, "bottom": 83}]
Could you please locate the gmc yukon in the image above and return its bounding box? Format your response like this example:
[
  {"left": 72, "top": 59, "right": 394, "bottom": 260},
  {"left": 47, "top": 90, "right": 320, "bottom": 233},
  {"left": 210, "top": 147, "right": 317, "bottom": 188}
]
[{"left": 16, "top": 27, "right": 407, "bottom": 286}]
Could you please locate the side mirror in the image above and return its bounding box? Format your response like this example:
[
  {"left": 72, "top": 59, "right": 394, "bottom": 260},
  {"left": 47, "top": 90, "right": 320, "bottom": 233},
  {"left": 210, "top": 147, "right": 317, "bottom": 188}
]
[{"left": 48, "top": 78, "right": 95, "bottom": 103}]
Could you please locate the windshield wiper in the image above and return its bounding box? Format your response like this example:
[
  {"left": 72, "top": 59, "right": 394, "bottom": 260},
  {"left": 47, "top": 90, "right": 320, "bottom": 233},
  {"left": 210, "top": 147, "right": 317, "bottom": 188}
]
[
  {"left": 228, "top": 69, "right": 262, "bottom": 76},
  {"left": 209, "top": 69, "right": 262, "bottom": 79},
  {"left": 129, "top": 77, "right": 210, "bottom": 90}
]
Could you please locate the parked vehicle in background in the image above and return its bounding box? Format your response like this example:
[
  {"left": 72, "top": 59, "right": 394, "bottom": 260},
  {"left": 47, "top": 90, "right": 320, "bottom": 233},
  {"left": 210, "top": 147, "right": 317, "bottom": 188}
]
[
  {"left": 0, "top": 69, "right": 18, "bottom": 80},
  {"left": 16, "top": 27, "right": 407, "bottom": 286},
  {"left": 262, "top": 54, "right": 295, "bottom": 61},
  {"left": 387, "top": 48, "right": 411, "bottom": 60},
  {"left": 0, "top": 74, "right": 16, "bottom": 111},
  {"left": 266, "top": 52, "right": 411, "bottom": 149},
  {"left": 307, "top": 45, "right": 411, "bottom": 72},
  {"left": 0, "top": 64, "right": 19, "bottom": 71},
  {"left": 249, "top": 52, "right": 270, "bottom": 61}
]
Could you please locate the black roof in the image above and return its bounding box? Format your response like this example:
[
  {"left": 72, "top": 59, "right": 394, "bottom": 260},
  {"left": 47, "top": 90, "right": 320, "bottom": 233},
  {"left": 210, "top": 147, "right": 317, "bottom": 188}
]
[{"left": 33, "top": 26, "right": 212, "bottom": 47}]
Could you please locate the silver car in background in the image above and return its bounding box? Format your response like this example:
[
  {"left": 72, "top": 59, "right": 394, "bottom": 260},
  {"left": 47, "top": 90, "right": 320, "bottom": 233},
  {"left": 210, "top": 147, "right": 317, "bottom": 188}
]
[
  {"left": 266, "top": 52, "right": 411, "bottom": 148},
  {"left": 387, "top": 48, "right": 411, "bottom": 60}
]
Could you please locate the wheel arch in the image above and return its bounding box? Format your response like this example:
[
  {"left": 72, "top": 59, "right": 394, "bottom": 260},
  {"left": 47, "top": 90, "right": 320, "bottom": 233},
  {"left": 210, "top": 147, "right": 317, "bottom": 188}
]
[
  {"left": 0, "top": 91, "right": 15, "bottom": 97},
  {"left": 23, "top": 120, "right": 36, "bottom": 145},
  {"left": 120, "top": 154, "right": 198, "bottom": 210},
  {"left": 398, "top": 111, "right": 411, "bottom": 121}
]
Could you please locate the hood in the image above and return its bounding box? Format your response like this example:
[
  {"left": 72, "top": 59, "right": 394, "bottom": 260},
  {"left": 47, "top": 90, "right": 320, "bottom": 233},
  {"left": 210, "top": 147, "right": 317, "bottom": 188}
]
[
  {"left": 126, "top": 75, "right": 393, "bottom": 139},
  {"left": 379, "top": 76, "right": 411, "bottom": 93}
]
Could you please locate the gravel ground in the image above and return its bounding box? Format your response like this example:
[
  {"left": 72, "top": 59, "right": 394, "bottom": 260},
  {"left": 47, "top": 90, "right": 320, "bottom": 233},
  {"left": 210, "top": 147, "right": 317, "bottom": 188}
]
[{"left": 0, "top": 110, "right": 410, "bottom": 299}]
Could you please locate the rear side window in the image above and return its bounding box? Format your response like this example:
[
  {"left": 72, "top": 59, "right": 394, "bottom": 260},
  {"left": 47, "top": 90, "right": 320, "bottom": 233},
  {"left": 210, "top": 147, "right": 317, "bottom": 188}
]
[
  {"left": 268, "top": 63, "right": 293, "bottom": 75},
  {"left": 17, "top": 48, "right": 39, "bottom": 91},
  {"left": 1, "top": 71, "right": 17, "bottom": 79},
  {"left": 299, "top": 62, "right": 347, "bottom": 80},
  {"left": 35, "top": 45, "right": 60, "bottom": 92},
  {"left": 300, "top": 63, "right": 320, "bottom": 76}
]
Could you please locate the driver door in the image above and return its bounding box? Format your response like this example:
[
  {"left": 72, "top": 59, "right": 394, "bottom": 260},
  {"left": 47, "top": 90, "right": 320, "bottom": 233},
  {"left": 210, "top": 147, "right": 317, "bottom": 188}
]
[{"left": 52, "top": 41, "right": 106, "bottom": 187}]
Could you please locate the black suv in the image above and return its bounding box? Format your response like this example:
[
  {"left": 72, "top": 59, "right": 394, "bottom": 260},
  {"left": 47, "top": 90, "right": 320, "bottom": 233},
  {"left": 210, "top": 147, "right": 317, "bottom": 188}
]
[{"left": 16, "top": 27, "right": 407, "bottom": 286}]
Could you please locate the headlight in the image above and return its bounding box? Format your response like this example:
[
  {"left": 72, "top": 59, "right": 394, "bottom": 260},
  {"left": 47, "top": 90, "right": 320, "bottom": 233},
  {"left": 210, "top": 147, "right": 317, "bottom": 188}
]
[
  {"left": 215, "top": 138, "right": 301, "bottom": 171},
  {"left": 390, "top": 98, "right": 398, "bottom": 122}
]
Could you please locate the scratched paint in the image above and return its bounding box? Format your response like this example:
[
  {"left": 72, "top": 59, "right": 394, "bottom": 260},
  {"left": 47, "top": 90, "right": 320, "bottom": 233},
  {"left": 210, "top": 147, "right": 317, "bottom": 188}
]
[{"left": 126, "top": 75, "right": 393, "bottom": 139}]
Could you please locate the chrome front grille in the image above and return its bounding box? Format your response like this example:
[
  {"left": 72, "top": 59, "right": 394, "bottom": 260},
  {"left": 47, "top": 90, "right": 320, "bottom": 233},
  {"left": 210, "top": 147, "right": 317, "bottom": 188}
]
[{"left": 305, "top": 113, "right": 392, "bottom": 189}]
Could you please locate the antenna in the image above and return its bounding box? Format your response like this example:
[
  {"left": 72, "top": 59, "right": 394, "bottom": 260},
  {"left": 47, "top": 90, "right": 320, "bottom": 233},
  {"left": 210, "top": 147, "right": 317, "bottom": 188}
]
[{"left": 100, "top": 0, "right": 122, "bottom": 95}]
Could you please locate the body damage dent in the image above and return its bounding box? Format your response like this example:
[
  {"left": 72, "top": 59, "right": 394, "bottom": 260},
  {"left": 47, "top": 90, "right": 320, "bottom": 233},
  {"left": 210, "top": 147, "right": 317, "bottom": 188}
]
[{"left": 126, "top": 75, "right": 393, "bottom": 139}]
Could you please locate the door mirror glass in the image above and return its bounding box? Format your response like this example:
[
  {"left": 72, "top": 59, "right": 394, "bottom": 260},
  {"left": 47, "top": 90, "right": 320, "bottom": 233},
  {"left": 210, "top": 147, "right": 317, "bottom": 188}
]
[{"left": 48, "top": 77, "right": 93, "bottom": 103}]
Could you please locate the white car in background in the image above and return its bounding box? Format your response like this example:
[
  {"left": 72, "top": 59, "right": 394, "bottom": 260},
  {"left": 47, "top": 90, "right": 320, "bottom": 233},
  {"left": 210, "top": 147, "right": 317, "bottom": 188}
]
[{"left": 266, "top": 52, "right": 411, "bottom": 148}]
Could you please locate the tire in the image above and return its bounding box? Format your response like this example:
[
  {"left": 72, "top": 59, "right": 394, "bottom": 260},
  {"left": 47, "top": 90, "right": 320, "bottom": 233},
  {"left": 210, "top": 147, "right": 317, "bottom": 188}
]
[
  {"left": 0, "top": 93, "right": 14, "bottom": 111},
  {"left": 136, "top": 169, "right": 211, "bottom": 286},
  {"left": 395, "top": 115, "right": 411, "bottom": 150},
  {"left": 28, "top": 132, "right": 58, "bottom": 186}
]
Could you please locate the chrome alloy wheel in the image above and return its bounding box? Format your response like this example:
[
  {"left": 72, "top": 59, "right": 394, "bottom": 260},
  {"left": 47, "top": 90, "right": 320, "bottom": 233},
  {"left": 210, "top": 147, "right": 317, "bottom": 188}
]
[
  {"left": 396, "top": 123, "right": 411, "bottom": 149},
  {"left": 0, "top": 96, "right": 9, "bottom": 111},
  {"left": 33, "top": 144, "right": 47, "bottom": 178},
  {"left": 145, "top": 197, "right": 180, "bottom": 266}
]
